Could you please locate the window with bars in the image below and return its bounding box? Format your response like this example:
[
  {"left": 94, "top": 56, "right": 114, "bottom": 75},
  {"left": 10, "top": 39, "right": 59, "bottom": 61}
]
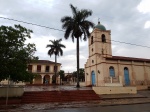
[
  {"left": 45, "top": 66, "right": 50, "bottom": 72},
  {"left": 37, "top": 65, "right": 41, "bottom": 72},
  {"left": 54, "top": 66, "right": 58, "bottom": 72},
  {"left": 28, "top": 65, "right": 32, "bottom": 72}
]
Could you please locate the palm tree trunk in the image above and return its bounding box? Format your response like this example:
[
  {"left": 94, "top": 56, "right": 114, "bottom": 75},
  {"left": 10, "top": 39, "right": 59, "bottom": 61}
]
[
  {"left": 76, "top": 37, "right": 80, "bottom": 88},
  {"left": 55, "top": 54, "right": 57, "bottom": 84}
]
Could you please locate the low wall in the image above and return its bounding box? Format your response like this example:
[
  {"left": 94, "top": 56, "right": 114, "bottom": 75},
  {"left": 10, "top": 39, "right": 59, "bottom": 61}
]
[
  {"left": 104, "top": 83, "right": 123, "bottom": 87},
  {"left": 0, "top": 86, "right": 24, "bottom": 97},
  {"left": 0, "top": 80, "right": 25, "bottom": 86},
  {"left": 136, "top": 85, "right": 148, "bottom": 90},
  {"left": 93, "top": 86, "right": 137, "bottom": 94},
  {"left": 65, "top": 82, "right": 85, "bottom": 86}
]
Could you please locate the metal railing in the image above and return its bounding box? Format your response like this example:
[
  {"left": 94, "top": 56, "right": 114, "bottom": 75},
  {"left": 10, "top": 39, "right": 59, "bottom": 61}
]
[{"left": 104, "top": 76, "right": 119, "bottom": 83}]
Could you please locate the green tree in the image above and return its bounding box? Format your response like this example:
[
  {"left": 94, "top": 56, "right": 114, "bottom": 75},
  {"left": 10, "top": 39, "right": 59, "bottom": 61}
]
[
  {"left": 72, "top": 68, "right": 85, "bottom": 82},
  {"left": 61, "top": 4, "right": 94, "bottom": 87},
  {"left": 79, "top": 68, "right": 85, "bottom": 81},
  {"left": 0, "top": 24, "right": 38, "bottom": 82},
  {"left": 46, "top": 39, "right": 66, "bottom": 84},
  {"left": 58, "top": 70, "right": 65, "bottom": 85}
]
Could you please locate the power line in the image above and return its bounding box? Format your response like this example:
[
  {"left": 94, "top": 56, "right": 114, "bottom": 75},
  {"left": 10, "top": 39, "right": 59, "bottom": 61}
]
[
  {"left": 111, "top": 39, "right": 150, "bottom": 48},
  {"left": 0, "top": 16, "right": 150, "bottom": 49},
  {"left": 0, "top": 16, "right": 64, "bottom": 32}
]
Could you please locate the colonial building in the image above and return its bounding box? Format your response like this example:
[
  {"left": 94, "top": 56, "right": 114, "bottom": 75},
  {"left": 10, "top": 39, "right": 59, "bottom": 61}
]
[
  {"left": 85, "top": 21, "right": 150, "bottom": 90},
  {"left": 0, "top": 60, "right": 61, "bottom": 85},
  {"left": 28, "top": 60, "right": 61, "bottom": 84}
]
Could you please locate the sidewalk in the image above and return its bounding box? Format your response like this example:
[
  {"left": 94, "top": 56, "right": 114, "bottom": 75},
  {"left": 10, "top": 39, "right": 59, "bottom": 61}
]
[{"left": 99, "top": 90, "right": 150, "bottom": 106}]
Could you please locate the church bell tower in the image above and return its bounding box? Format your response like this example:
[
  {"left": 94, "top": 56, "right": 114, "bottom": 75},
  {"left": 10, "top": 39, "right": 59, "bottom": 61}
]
[{"left": 88, "top": 21, "right": 112, "bottom": 58}]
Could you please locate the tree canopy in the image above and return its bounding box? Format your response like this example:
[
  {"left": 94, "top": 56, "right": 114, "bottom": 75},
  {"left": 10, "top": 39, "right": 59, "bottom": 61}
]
[
  {"left": 72, "top": 68, "right": 85, "bottom": 81},
  {"left": 61, "top": 4, "right": 94, "bottom": 87},
  {"left": 58, "top": 70, "right": 65, "bottom": 80},
  {"left": 61, "top": 4, "right": 94, "bottom": 42},
  {"left": 46, "top": 39, "right": 66, "bottom": 57},
  {"left": 0, "top": 24, "right": 38, "bottom": 82},
  {"left": 46, "top": 38, "right": 66, "bottom": 83}
]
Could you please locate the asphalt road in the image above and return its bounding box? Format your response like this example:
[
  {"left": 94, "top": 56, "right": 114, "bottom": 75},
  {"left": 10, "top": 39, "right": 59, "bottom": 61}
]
[{"left": 42, "top": 103, "right": 150, "bottom": 112}]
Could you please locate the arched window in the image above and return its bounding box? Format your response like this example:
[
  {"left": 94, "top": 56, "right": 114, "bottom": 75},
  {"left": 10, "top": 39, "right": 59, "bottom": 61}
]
[
  {"left": 124, "top": 67, "right": 130, "bottom": 85},
  {"left": 109, "top": 66, "right": 115, "bottom": 77},
  {"left": 91, "top": 36, "right": 93, "bottom": 44},
  {"left": 102, "top": 34, "right": 106, "bottom": 42},
  {"left": 124, "top": 67, "right": 128, "bottom": 71}
]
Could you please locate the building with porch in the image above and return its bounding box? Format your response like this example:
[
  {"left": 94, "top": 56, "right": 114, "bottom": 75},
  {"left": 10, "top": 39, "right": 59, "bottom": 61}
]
[
  {"left": 0, "top": 60, "right": 61, "bottom": 85},
  {"left": 84, "top": 21, "right": 150, "bottom": 94},
  {"left": 28, "top": 60, "right": 61, "bottom": 84}
]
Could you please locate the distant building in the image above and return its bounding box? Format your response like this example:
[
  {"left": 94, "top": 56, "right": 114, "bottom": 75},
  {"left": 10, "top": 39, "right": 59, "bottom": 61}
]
[
  {"left": 85, "top": 21, "right": 150, "bottom": 89},
  {"left": 0, "top": 60, "right": 61, "bottom": 85},
  {"left": 28, "top": 60, "right": 61, "bottom": 84}
]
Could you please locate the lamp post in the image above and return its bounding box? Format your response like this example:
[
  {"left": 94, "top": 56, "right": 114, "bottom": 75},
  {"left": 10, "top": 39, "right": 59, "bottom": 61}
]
[{"left": 6, "top": 75, "right": 10, "bottom": 106}]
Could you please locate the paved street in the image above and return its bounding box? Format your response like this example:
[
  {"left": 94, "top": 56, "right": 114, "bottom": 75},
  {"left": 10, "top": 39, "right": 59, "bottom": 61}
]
[
  {"left": 43, "top": 104, "right": 150, "bottom": 112},
  {"left": 1, "top": 103, "right": 150, "bottom": 112}
]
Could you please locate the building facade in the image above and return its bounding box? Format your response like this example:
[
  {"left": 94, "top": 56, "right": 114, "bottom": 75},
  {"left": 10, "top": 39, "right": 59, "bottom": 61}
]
[
  {"left": 28, "top": 60, "right": 61, "bottom": 84},
  {"left": 85, "top": 22, "right": 150, "bottom": 87}
]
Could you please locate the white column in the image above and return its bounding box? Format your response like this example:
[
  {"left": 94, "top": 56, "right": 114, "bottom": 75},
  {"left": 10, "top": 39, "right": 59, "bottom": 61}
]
[
  {"left": 50, "top": 75, "right": 53, "bottom": 84},
  {"left": 41, "top": 75, "right": 44, "bottom": 84}
]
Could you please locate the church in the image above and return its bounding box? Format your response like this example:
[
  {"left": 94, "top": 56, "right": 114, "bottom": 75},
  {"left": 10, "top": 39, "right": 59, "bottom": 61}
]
[{"left": 84, "top": 21, "right": 150, "bottom": 94}]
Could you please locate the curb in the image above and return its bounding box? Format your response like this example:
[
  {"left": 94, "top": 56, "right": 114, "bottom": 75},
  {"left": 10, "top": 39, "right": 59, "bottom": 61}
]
[
  {"left": 101, "top": 96, "right": 147, "bottom": 100},
  {"left": 99, "top": 101, "right": 150, "bottom": 107}
]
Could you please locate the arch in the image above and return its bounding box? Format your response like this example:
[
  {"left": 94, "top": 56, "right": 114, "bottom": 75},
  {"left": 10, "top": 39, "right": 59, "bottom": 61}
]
[
  {"left": 109, "top": 66, "right": 115, "bottom": 77},
  {"left": 43, "top": 75, "right": 50, "bottom": 84},
  {"left": 91, "top": 36, "right": 93, "bottom": 44},
  {"left": 102, "top": 34, "right": 106, "bottom": 42},
  {"left": 91, "top": 71, "right": 96, "bottom": 86},
  {"left": 124, "top": 67, "right": 130, "bottom": 85}
]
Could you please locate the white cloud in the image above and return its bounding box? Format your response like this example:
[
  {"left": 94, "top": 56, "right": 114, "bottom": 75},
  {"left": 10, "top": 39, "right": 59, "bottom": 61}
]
[
  {"left": 137, "top": 0, "right": 150, "bottom": 13},
  {"left": 25, "top": 34, "right": 56, "bottom": 54},
  {"left": 144, "top": 21, "right": 150, "bottom": 28}
]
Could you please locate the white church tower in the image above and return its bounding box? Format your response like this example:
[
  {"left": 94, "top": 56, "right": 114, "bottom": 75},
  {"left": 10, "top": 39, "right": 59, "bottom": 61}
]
[
  {"left": 85, "top": 21, "right": 112, "bottom": 86},
  {"left": 89, "top": 21, "right": 112, "bottom": 58}
]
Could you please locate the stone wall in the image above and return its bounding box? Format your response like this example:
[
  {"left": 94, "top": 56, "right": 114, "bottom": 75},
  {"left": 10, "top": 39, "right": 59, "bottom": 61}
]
[{"left": 0, "top": 86, "right": 24, "bottom": 97}]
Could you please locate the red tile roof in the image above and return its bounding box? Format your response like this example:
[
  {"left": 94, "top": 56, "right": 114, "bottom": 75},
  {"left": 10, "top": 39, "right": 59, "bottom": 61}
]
[
  {"left": 106, "top": 56, "right": 150, "bottom": 62},
  {"left": 30, "top": 60, "right": 61, "bottom": 65}
]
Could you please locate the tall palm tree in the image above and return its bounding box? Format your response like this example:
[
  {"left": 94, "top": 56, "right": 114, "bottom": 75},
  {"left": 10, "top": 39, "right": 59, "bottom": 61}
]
[
  {"left": 61, "top": 4, "right": 94, "bottom": 87},
  {"left": 46, "top": 39, "right": 66, "bottom": 84}
]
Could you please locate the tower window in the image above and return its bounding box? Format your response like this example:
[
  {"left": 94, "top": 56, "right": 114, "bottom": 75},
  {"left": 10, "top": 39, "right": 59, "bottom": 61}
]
[
  {"left": 92, "top": 60, "right": 94, "bottom": 63},
  {"left": 91, "top": 36, "right": 93, "bottom": 44},
  {"left": 102, "top": 34, "right": 106, "bottom": 42}
]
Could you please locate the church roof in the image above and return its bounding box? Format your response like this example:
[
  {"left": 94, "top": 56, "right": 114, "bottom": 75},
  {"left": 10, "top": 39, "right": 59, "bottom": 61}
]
[
  {"left": 94, "top": 21, "right": 106, "bottom": 31},
  {"left": 106, "top": 56, "right": 150, "bottom": 62}
]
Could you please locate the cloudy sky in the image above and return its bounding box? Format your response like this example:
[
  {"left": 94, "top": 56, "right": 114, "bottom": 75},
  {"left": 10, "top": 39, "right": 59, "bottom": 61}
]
[{"left": 0, "top": 0, "right": 150, "bottom": 73}]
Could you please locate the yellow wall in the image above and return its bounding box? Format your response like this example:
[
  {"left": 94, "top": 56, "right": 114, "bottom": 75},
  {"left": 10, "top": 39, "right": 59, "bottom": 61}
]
[
  {"left": 85, "top": 26, "right": 150, "bottom": 87},
  {"left": 93, "top": 86, "right": 137, "bottom": 94}
]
